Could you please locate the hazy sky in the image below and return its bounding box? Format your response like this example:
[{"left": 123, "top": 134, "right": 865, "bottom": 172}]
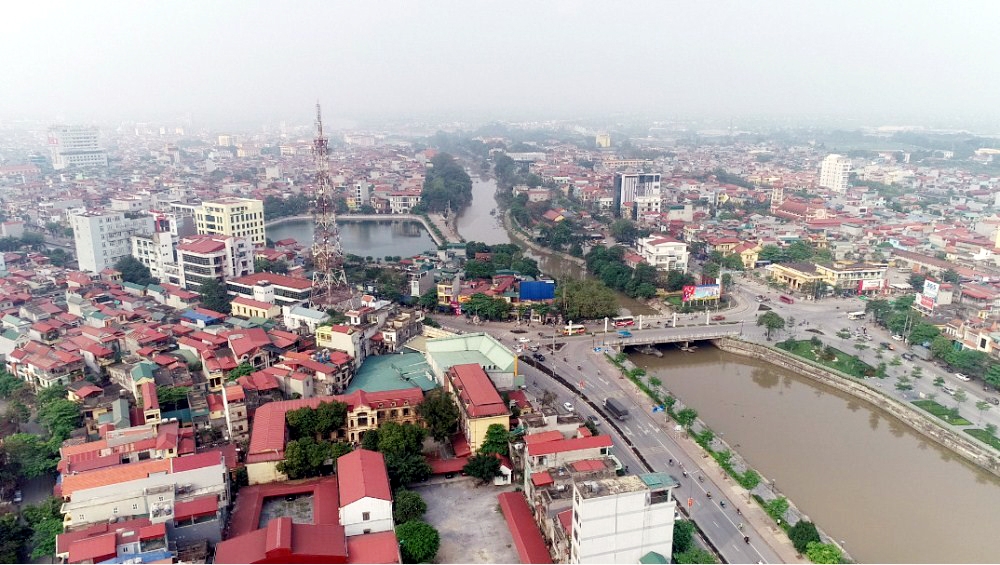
[{"left": 4, "top": 0, "right": 999, "bottom": 126}]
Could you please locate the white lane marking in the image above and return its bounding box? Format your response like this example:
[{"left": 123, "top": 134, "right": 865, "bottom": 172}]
[{"left": 622, "top": 425, "right": 634, "bottom": 436}]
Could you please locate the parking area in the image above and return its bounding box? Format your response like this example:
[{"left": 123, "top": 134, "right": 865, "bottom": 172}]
[
  {"left": 258, "top": 494, "right": 314, "bottom": 528},
  {"left": 412, "top": 479, "right": 519, "bottom": 564}
]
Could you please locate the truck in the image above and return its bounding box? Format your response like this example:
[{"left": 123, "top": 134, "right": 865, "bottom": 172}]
[
  {"left": 779, "top": 295, "right": 795, "bottom": 304},
  {"left": 605, "top": 397, "right": 629, "bottom": 421}
]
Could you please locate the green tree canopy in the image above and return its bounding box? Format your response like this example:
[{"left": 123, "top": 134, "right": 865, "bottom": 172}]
[
  {"left": 38, "top": 398, "right": 81, "bottom": 442},
  {"left": 478, "top": 423, "right": 511, "bottom": 457},
  {"left": 393, "top": 489, "right": 428, "bottom": 525},
  {"left": 418, "top": 288, "right": 439, "bottom": 310},
  {"left": 610, "top": 219, "right": 641, "bottom": 244},
  {"left": 276, "top": 438, "right": 352, "bottom": 480},
  {"left": 463, "top": 453, "right": 502, "bottom": 484},
  {"left": 805, "top": 542, "right": 843, "bottom": 564},
  {"left": 672, "top": 520, "right": 695, "bottom": 555},
  {"left": 384, "top": 452, "right": 432, "bottom": 487},
  {"left": 673, "top": 547, "right": 718, "bottom": 564},
  {"left": 197, "top": 278, "right": 232, "bottom": 313},
  {"left": 463, "top": 293, "right": 511, "bottom": 321},
  {"left": 421, "top": 153, "right": 473, "bottom": 212},
  {"left": 1, "top": 434, "right": 58, "bottom": 479},
  {"left": 416, "top": 388, "right": 460, "bottom": 443},
  {"left": 788, "top": 520, "right": 821, "bottom": 554},
  {"left": 557, "top": 278, "right": 619, "bottom": 320},
  {"left": 0, "top": 513, "right": 28, "bottom": 563},
  {"left": 114, "top": 255, "right": 157, "bottom": 286},
  {"left": 377, "top": 422, "right": 428, "bottom": 458},
  {"left": 396, "top": 520, "right": 441, "bottom": 564},
  {"left": 757, "top": 311, "right": 786, "bottom": 339}
]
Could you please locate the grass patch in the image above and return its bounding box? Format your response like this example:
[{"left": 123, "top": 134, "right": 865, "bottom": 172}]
[
  {"left": 776, "top": 340, "right": 872, "bottom": 378},
  {"left": 965, "top": 429, "right": 1000, "bottom": 450},
  {"left": 912, "top": 400, "right": 973, "bottom": 426}
]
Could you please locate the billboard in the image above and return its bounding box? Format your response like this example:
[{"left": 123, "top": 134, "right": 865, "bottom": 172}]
[
  {"left": 857, "top": 278, "right": 884, "bottom": 292},
  {"left": 917, "top": 293, "right": 935, "bottom": 310},
  {"left": 923, "top": 279, "right": 940, "bottom": 300},
  {"left": 683, "top": 284, "right": 721, "bottom": 302},
  {"left": 519, "top": 280, "right": 556, "bottom": 301}
]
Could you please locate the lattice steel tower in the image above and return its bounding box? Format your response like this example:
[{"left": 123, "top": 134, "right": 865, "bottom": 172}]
[{"left": 309, "top": 103, "right": 351, "bottom": 309}]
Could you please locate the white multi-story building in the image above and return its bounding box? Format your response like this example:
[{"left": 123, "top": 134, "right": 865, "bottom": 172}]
[
  {"left": 614, "top": 173, "right": 661, "bottom": 216},
  {"left": 70, "top": 210, "right": 155, "bottom": 273},
  {"left": 131, "top": 214, "right": 179, "bottom": 285},
  {"left": 636, "top": 236, "right": 689, "bottom": 273},
  {"left": 819, "top": 154, "right": 851, "bottom": 193},
  {"left": 48, "top": 125, "right": 108, "bottom": 170},
  {"left": 176, "top": 234, "right": 254, "bottom": 290},
  {"left": 570, "top": 474, "right": 676, "bottom": 564}
]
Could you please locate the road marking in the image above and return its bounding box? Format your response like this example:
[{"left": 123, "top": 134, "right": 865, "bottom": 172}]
[
  {"left": 713, "top": 520, "right": 720, "bottom": 528},
  {"left": 622, "top": 425, "right": 634, "bottom": 436}
]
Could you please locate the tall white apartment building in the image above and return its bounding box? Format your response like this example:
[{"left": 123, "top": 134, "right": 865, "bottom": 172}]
[
  {"left": 176, "top": 234, "right": 254, "bottom": 290},
  {"left": 819, "top": 154, "right": 851, "bottom": 193},
  {"left": 48, "top": 125, "right": 109, "bottom": 170},
  {"left": 70, "top": 210, "right": 154, "bottom": 273},
  {"left": 194, "top": 197, "right": 266, "bottom": 247},
  {"left": 570, "top": 473, "right": 676, "bottom": 564},
  {"left": 131, "top": 214, "right": 181, "bottom": 285},
  {"left": 614, "top": 173, "right": 661, "bottom": 216},
  {"left": 636, "top": 235, "right": 689, "bottom": 273}
]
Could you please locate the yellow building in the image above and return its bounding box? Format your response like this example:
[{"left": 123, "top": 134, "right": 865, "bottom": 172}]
[
  {"left": 814, "top": 262, "right": 888, "bottom": 292},
  {"left": 595, "top": 133, "right": 611, "bottom": 148},
  {"left": 195, "top": 197, "right": 266, "bottom": 247},
  {"left": 733, "top": 242, "right": 762, "bottom": 269},
  {"left": 766, "top": 262, "right": 824, "bottom": 290},
  {"left": 230, "top": 296, "right": 281, "bottom": 320},
  {"left": 445, "top": 363, "right": 509, "bottom": 451}
]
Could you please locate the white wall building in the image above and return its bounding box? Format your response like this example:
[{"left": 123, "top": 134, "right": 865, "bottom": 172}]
[
  {"left": 70, "top": 210, "right": 155, "bottom": 273},
  {"left": 337, "top": 450, "right": 394, "bottom": 537},
  {"left": 48, "top": 125, "right": 108, "bottom": 170},
  {"left": 570, "top": 474, "right": 675, "bottom": 564},
  {"left": 819, "top": 154, "right": 851, "bottom": 193},
  {"left": 176, "top": 234, "right": 254, "bottom": 290},
  {"left": 614, "top": 173, "right": 661, "bottom": 215},
  {"left": 636, "top": 236, "right": 689, "bottom": 273}
]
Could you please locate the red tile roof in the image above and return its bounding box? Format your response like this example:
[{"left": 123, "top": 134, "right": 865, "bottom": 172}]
[
  {"left": 447, "top": 363, "right": 508, "bottom": 418},
  {"left": 429, "top": 457, "right": 468, "bottom": 475},
  {"left": 531, "top": 471, "right": 554, "bottom": 487},
  {"left": 497, "top": 492, "right": 553, "bottom": 564},
  {"left": 230, "top": 272, "right": 313, "bottom": 290},
  {"left": 67, "top": 532, "right": 117, "bottom": 563},
  {"left": 527, "top": 435, "right": 613, "bottom": 457},
  {"left": 177, "top": 235, "right": 229, "bottom": 254},
  {"left": 173, "top": 494, "right": 219, "bottom": 520},
  {"left": 214, "top": 516, "right": 348, "bottom": 564},
  {"left": 346, "top": 531, "right": 401, "bottom": 564},
  {"left": 337, "top": 449, "right": 392, "bottom": 505}
]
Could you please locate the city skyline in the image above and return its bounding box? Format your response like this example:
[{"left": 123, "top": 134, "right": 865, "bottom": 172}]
[{"left": 5, "top": 0, "right": 1000, "bottom": 129}]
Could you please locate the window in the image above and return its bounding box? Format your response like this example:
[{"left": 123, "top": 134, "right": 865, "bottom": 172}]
[
  {"left": 113, "top": 507, "right": 119, "bottom": 514},
  {"left": 362, "top": 512, "right": 370, "bottom": 521},
  {"left": 133, "top": 503, "right": 138, "bottom": 510},
  {"left": 363, "top": 528, "right": 372, "bottom": 534}
]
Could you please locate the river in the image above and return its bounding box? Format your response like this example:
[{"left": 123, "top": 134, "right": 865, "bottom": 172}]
[
  {"left": 457, "top": 175, "right": 658, "bottom": 316},
  {"left": 266, "top": 219, "right": 437, "bottom": 259},
  {"left": 631, "top": 345, "right": 1000, "bottom": 563}
]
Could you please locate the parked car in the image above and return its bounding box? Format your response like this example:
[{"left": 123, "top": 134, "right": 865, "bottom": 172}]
[
  {"left": 988, "top": 397, "right": 1000, "bottom": 406},
  {"left": 12, "top": 491, "right": 22, "bottom": 504},
  {"left": 879, "top": 342, "right": 894, "bottom": 350},
  {"left": 518, "top": 337, "right": 531, "bottom": 343},
  {"left": 563, "top": 402, "right": 575, "bottom": 412},
  {"left": 587, "top": 415, "right": 601, "bottom": 426},
  {"left": 532, "top": 353, "right": 546, "bottom": 362},
  {"left": 711, "top": 315, "right": 726, "bottom": 321},
  {"left": 955, "top": 373, "right": 971, "bottom": 382},
  {"left": 891, "top": 334, "right": 904, "bottom": 341},
  {"left": 901, "top": 353, "right": 916, "bottom": 361},
  {"left": 942, "top": 385, "right": 957, "bottom": 396}
]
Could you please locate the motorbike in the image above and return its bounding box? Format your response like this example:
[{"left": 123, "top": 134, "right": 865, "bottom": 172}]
[{"left": 720, "top": 500, "right": 726, "bottom": 508}]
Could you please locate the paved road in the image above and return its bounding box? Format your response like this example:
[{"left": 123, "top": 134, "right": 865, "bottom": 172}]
[{"left": 444, "top": 315, "right": 795, "bottom": 564}]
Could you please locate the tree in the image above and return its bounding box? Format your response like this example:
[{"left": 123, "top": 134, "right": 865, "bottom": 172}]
[
  {"left": 286, "top": 406, "right": 319, "bottom": 440},
  {"left": 895, "top": 375, "right": 913, "bottom": 392},
  {"left": 954, "top": 388, "right": 968, "bottom": 409},
  {"left": 908, "top": 273, "right": 927, "bottom": 290},
  {"left": 396, "top": 520, "right": 440, "bottom": 564},
  {"left": 933, "top": 376, "right": 945, "bottom": 388},
  {"left": 361, "top": 429, "right": 380, "bottom": 452},
  {"left": 227, "top": 362, "right": 254, "bottom": 380},
  {"left": 975, "top": 400, "right": 991, "bottom": 424},
  {"left": 21, "top": 497, "right": 63, "bottom": 559},
  {"left": 277, "top": 437, "right": 336, "bottom": 480},
  {"left": 478, "top": 423, "right": 510, "bottom": 457},
  {"left": 757, "top": 311, "right": 785, "bottom": 339},
  {"left": 610, "top": 219, "right": 640, "bottom": 244},
  {"left": 418, "top": 288, "right": 439, "bottom": 310},
  {"left": 198, "top": 278, "right": 232, "bottom": 313},
  {"left": 940, "top": 269, "right": 961, "bottom": 284},
  {"left": 155, "top": 386, "right": 190, "bottom": 409},
  {"left": 987, "top": 423, "right": 998, "bottom": 438},
  {"left": 38, "top": 398, "right": 81, "bottom": 441},
  {"left": 664, "top": 270, "right": 697, "bottom": 292},
  {"left": 463, "top": 293, "right": 511, "bottom": 321},
  {"left": 416, "top": 388, "right": 460, "bottom": 443},
  {"left": 557, "top": 278, "right": 619, "bottom": 320},
  {"left": 788, "top": 520, "right": 821, "bottom": 554},
  {"left": 384, "top": 452, "right": 432, "bottom": 487},
  {"left": 254, "top": 257, "right": 289, "bottom": 274},
  {"left": 378, "top": 422, "right": 428, "bottom": 458},
  {"left": 865, "top": 299, "right": 893, "bottom": 325},
  {"left": 929, "top": 336, "right": 954, "bottom": 360},
  {"left": 421, "top": 153, "right": 473, "bottom": 212},
  {"left": 672, "top": 520, "right": 695, "bottom": 555},
  {"left": 114, "top": 255, "right": 157, "bottom": 286},
  {"left": 393, "top": 489, "right": 428, "bottom": 525},
  {"left": 805, "top": 542, "right": 843, "bottom": 564},
  {"left": 0, "top": 513, "right": 28, "bottom": 563},
  {"left": 673, "top": 548, "right": 718, "bottom": 564},
  {"left": 463, "top": 453, "right": 502, "bottom": 484},
  {"left": 0, "top": 371, "right": 24, "bottom": 398},
  {"left": 314, "top": 401, "right": 349, "bottom": 437},
  {"left": 675, "top": 407, "right": 698, "bottom": 428}
]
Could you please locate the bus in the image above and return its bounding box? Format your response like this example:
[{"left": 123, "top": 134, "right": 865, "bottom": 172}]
[
  {"left": 612, "top": 316, "right": 635, "bottom": 328},
  {"left": 779, "top": 295, "right": 795, "bottom": 304},
  {"left": 561, "top": 324, "right": 586, "bottom": 336},
  {"left": 847, "top": 311, "right": 866, "bottom": 320}
]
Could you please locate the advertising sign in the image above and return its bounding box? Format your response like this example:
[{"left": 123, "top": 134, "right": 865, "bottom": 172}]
[
  {"left": 918, "top": 293, "right": 935, "bottom": 310},
  {"left": 923, "top": 279, "right": 940, "bottom": 299},
  {"left": 857, "top": 278, "right": 884, "bottom": 292},
  {"left": 682, "top": 284, "right": 721, "bottom": 302}
]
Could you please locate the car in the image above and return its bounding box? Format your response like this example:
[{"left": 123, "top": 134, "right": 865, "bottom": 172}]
[
  {"left": 711, "top": 315, "right": 726, "bottom": 321},
  {"left": 518, "top": 337, "right": 531, "bottom": 343},
  {"left": 532, "top": 353, "right": 546, "bottom": 362},
  {"left": 563, "top": 402, "right": 575, "bottom": 412},
  {"left": 942, "top": 385, "right": 957, "bottom": 396},
  {"left": 514, "top": 345, "right": 523, "bottom": 353},
  {"left": 445, "top": 473, "right": 456, "bottom": 479},
  {"left": 955, "top": 373, "right": 971, "bottom": 382},
  {"left": 617, "top": 330, "right": 632, "bottom": 337},
  {"left": 13, "top": 491, "right": 22, "bottom": 504},
  {"left": 587, "top": 414, "right": 601, "bottom": 425},
  {"left": 989, "top": 397, "right": 1000, "bottom": 406},
  {"left": 879, "top": 342, "right": 894, "bottom": 350},
  {"left": 891, "top": 334, "right": 904, "bottom": 341},
  {"left": 901, "top": 353, "right": 915, "bottom": 361}
]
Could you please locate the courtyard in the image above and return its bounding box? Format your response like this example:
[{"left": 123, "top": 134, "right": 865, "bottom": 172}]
[{"left": 413, "top": 479, "right": 520, "bottom": 564}]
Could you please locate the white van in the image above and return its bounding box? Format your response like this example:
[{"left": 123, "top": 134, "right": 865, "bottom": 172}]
[{"left": 941, "top": 385, "right": 957, "bottom": 396}]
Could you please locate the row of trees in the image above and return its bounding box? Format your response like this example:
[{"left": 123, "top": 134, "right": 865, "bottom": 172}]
[
  {"left": 757, "top": 241, "right": 832, "bottom": 264},
  {"left": 463, "top": 241, "right": 541, "bottom": 279},
  {"left": 263, "top": 194, "right": 313, "bottom": 220}
]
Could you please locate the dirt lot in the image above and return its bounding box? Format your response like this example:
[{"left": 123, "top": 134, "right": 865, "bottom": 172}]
[{"left": 413, "top": 479, "right": 519, "bottom": 564}]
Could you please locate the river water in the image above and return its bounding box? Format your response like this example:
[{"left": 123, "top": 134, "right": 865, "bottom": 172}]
[
  {"left": 632, "top": 345, "right": 1000, "bottom": 563},
  {"left": 266, "top": 219, "right": 437, "bottom": 259}
]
